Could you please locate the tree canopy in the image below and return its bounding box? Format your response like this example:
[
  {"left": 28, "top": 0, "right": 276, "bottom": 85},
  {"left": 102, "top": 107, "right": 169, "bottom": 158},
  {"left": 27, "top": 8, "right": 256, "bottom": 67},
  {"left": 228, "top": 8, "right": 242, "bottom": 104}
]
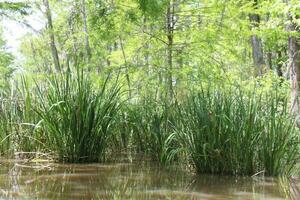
[{"left": 1, "top": 0, "right": 300, "bottom": 105}]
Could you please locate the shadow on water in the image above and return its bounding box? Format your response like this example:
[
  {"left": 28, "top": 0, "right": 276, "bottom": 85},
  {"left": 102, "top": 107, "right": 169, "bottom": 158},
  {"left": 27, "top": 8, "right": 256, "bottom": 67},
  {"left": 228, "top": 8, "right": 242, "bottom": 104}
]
[{"left": 0, "top": 159, "right": 299, "bottom": 200}]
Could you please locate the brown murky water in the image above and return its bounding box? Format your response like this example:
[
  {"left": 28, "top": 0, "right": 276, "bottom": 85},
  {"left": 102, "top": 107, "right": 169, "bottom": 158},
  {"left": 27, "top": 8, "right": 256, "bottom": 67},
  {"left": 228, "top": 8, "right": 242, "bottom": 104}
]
[{"left": 0, "top": 159, "right": 299, "bottom": 200}]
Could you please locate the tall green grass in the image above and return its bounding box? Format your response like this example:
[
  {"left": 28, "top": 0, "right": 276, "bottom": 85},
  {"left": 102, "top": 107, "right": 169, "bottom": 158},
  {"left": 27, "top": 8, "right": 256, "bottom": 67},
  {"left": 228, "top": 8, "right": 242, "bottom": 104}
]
[
  {"left": 0, "top": 72, "right": 299, "bottom": 176},
  {"left": 0, "top": 91, "right": 15, "bottom": 155},
  {"left": 15, "top": 77, "right": 43, "bottom": 154},
  {"left": 123, "top": 99, "right": 178, "bottom": 165},
  {"left": 0, "top": 78, "right": 41, "bottom": 156},
  {"left": 34, "top": 70, "right": 121, "bottom": 162},
  {"left": 258, "top": 92, "right": 299, "bottom": 176},
  {"left": 176, "top": 88, "right": 300, "bottom": 176}
]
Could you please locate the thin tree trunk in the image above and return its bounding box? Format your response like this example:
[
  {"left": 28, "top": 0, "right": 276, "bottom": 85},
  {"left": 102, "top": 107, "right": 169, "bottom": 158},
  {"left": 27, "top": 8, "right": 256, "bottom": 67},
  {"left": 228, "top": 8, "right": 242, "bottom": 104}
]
[
  {"left": 156, "top": 72, "right": 163, "bottom": 101},
  {"left": 119, "top": 36, "right": 131, "bottom": 98},
  {"left": 68, "top": 17, "right": 78, "bottom": 67},
  {"left": 276, "top": 50, "right": 283, "bottom": 77},
  {"left": 106, "top": 45, "right": 111, "bottom": 67},
  {"left": 143, "top": 17, "right": 150, "bottom": 76},
  {"left": 43, "top": 0, "right": 60, "bottom": 72},
  {"left": 249, "top": 0, "right": 264, "bottom": 76},
  {"left": 29, "top": 40, "right": 41, "bottom": 73},
  {"left": 81, "top": 0, "right": 91, "bottom": 61},
  {"left": 266, "top": 51, "right": 272, "bottom": 71},
  {"left": 166, "top": 2, "right": 174, "bottom": 101}
]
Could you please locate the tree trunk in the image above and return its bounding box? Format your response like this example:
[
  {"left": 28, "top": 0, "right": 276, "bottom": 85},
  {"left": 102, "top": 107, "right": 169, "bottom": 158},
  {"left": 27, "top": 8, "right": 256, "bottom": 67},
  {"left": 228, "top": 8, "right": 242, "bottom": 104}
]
[
  {"left": 266, "top": 51, "right": 272, "bottom": 71},
  {"left": 43, "top": 0, "right": 60, "bottom": 72},
  {"left": 68, "top": 16, "right": 78, "bottom": 67},
  {"left": 276, "top": 50, "right": 283, "bottom": 77},
  {"left": 29, "top": 40, "right": 40, "bottom": 73},
  {"left": 119, "top": 36, "right": 131, "bottom": 99},
  {"left": 288, "top": 26, "right": 300, "bottom": 115},
  {"left": 81, "top": 0, "right": 91, "bottom": 61},
  {"left": 143, "top": 17, "right": 150, "bottom": 75},
  {"left": 166, "top": 2, "right": 174, "bottom": 101},
  {"left": 249, "top": 0, "right": 264, "bottom": 76},
  {"left": 287, "top": 0, "right": 300, "bottom": 115}
]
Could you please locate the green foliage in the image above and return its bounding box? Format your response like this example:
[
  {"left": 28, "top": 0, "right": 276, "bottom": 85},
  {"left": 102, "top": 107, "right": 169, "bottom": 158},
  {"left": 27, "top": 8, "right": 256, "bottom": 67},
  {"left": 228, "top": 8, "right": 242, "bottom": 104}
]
[
  {"left": 0, "top": 0, "right": 299, "bottom": 178},
  {"left": 0, "top": 77, "right": 41, "bottom": 156},
  {"left": 0, "top": 73, "right": 299, "bottom": 176},
  {"left": 123, "top": 99, "right": 178, "bottom": 165},
  {"left": 137, "top": 0, "right": 169, "bottom": 18},
  {"left": 176, "top": 88, "right": 300, "bottom": 176},
  {"left": 0, "top": 1, "right": 29, "bottom": 15},
  {"left": 0, "top": 92, "right": 15, "bottom": 155},
  {"left": 34, "top": 70, "right": 121, "bottom": 162},
  {"left": 0, "top": 29, "right": 13, "bottom": 89}
]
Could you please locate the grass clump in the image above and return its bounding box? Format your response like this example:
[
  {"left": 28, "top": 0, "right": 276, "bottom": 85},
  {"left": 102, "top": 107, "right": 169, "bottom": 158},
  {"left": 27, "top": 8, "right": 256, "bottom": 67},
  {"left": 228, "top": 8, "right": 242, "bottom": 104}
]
[
  {"left": 0, "top": 78, "right": 40, "bottom": 156},
  {"left": 258, "top": 92, "right": 300, "bottom": 176},
  {"left": 177, "top": 88, "right": 300, "bottom": 176},
  {"left": 0, "top": 92, "right": 15, "bottom": 155},
  {"left": 124, "top": 99, "right": 178, "bottom": 165},
  {"left": 35, "top": 70, "right": 121, "bottom": 162},
  {"left": 0, "top": 72, "right": 299, "bottom": 177}
]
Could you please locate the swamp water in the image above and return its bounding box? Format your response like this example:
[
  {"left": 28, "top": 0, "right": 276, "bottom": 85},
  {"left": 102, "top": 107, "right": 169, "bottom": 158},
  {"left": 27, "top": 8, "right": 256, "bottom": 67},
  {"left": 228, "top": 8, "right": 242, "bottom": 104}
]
[{"left": 0, "top": 159, "right": 299, "bottom": 200}]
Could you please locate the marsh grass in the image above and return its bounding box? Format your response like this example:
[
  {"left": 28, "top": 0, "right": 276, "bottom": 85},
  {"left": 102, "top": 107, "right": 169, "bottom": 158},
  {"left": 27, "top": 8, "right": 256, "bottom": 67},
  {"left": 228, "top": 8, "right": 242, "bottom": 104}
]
[
  {"left": 15, "top": 77, "right": 44, "bottom": 154},
  {"left": 0, "top": 73, "right": 299, "bottom": 176},
  {"left": 0, "top": 78, "right": 41, "bottom": 156},
  {"left": 124, "top": 99, "right": 179, "bottom": 165},
  {"left": 258, "top": 92, "right": 300, "bottom": 176},
  {"left": 0, "top": 93, "right": 15, "bottom": 155},
  {"left": 34, "top": 70, "right": 121, "bottom": 162},
  {"left": 176, "top": 88, "right": 300, "bottom": 176}
]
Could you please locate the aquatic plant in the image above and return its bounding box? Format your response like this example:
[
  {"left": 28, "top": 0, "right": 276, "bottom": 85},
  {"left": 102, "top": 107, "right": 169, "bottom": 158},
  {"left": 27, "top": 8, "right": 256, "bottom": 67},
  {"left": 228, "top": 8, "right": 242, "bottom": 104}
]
[
  {"left": 0, "top": 71, "right": 299, "bottom": 176},
  {"left": 0, "top": 78, "right": 41, "bottom": 156},
  {"left": 125, "top": 99, "right": 178, "bottom": 165},
  {"left": 35, "top": 70, "right": 121, "bottom": 162},
  {"left": 258, "top": 92, "right": 300, "bottom": 176},
  {"left": 176, "top": 88, "right": 300, "bottom": 176},
  {"left": 0, "top": 91, "right": 14, "bottom": 155}
]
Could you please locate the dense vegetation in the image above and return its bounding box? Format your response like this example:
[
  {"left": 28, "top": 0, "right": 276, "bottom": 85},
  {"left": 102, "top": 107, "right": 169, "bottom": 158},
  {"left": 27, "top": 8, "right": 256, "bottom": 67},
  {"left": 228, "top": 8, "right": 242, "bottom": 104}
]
[{"left": 0, "top": 0, "right": 300, "bottom": 177}]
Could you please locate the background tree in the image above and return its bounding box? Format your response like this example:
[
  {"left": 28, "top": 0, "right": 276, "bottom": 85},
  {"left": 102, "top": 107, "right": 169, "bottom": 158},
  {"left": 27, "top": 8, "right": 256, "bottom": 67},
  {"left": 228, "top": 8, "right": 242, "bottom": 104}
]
[{"left": 287, "top": 0, "right": 300, "bottom": 115}]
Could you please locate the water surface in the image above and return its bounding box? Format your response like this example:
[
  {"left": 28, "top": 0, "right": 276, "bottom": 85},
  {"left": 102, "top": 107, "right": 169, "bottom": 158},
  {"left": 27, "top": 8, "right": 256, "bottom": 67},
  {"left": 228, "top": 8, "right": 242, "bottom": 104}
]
[{"left": 0, "top": 159, "right": 299, "bottom": 199}]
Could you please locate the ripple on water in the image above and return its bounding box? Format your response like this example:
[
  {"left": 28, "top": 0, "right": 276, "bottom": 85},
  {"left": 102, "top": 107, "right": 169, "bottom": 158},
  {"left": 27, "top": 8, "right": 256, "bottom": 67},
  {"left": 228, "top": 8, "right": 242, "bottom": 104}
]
[{"left": 0, "top": 159, "right": 298, "bottom": 200}]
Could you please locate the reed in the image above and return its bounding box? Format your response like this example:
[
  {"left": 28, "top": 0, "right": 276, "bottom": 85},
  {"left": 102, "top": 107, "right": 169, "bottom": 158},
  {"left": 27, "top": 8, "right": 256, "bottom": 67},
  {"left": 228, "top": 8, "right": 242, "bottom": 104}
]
[
  {"left": 0, "top": 72, "right": 299, "bottom": 176},
  {"left": 0, "top": 78, "right": 40, "bottom": 156},
  {"left": 176, "top": 88, "right": 300, "bottom": 176},
  {"left": 124, "top": 99, "right": 178, "bottom": 165},
  {"left": 34, "top": 70, "right": 121, "bottom": 162},
  {"left": 0, "top": 91, "right": 14, "bottom": 155}
]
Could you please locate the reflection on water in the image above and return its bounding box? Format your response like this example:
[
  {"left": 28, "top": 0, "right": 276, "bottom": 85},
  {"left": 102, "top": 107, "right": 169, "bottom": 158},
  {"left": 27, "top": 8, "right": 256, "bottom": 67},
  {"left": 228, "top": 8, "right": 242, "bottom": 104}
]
[{"left": 0, "top": 159, "right": 299, "bottom": 200}]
